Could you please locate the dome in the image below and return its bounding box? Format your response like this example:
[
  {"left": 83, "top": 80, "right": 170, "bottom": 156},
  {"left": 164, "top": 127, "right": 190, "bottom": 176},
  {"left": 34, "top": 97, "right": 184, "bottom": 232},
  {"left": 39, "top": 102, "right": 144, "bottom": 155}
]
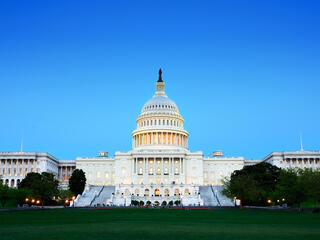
[
  {"left": 140, "top": 95, "right": 180, "bottom": 117},
  {"left": 132, "top": 69, "right": 189, "bottom": 150}
]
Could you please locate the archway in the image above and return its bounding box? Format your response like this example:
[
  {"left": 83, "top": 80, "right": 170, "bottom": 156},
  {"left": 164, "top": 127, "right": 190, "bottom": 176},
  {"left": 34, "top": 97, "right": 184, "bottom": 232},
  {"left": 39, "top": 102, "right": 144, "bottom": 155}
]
[
  {"left": 154, "top": 188, "right": 160, "bottom": 197},
  {"left": 154, "top": 201, "right": 160, "bottom": 206},
  {"left": 174, "top": 188, "right": 179, "bottom": 196},
  {"left": 145, "top": 189, "right": 150, "bottom": 196},
  {"left": 184, "top": 189, "right": 190, "bottom": 196},
  {"left": 164, "top": 188, "right": 170, "bottom": 196},
  {"left": 125, "top": 189, "right": 130, "bottom": 196},
  {"left": 135, "top": 189, "right": 140, "bottom": 196}
]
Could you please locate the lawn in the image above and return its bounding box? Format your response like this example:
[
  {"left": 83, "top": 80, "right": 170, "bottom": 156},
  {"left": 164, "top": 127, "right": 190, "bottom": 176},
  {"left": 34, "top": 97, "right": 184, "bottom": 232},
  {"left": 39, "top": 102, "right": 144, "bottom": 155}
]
[{"left": 0, "top": 208, "right": 320, "bottom": 240}]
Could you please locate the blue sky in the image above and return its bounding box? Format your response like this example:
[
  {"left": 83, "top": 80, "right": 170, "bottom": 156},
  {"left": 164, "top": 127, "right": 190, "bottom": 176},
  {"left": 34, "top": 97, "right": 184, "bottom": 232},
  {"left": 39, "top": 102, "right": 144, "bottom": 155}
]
[{"left": 0, "top": 0, "right": 319, "bottom": 160}]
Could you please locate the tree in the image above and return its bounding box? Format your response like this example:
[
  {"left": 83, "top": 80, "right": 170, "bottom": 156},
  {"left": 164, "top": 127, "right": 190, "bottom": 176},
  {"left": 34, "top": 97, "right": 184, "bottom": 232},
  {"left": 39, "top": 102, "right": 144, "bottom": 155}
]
[
  {"left": 146, "top": 201, "right": 151, "bottom": 205},
  {"left": 19, "top": 172, "right": 59, "bottom": 205},
  {"left": 140, "top": 201, "right": 145, "bottom": 206},
  {"left": 162, "top": 201, "right": 167, "bottom": 206},
  {"left": 310, "top": 170, "right": 320, "bottom": 207},
  {"left": 274, "top": 169, "right": 307, "bottom": 209},
  {"left": 0, "top": 184, "right": 9, "bottom": 208},
  {"left": 69, "top": 169, "right": 86, "bottom": 195},
  {"left": 168, "top": 201, "right": 173, "bottom": 206},
  {"left": 58, "top": 189, "right": 74, "bottom": 202},
  {"left": 174, "top": 200, "right": 181, "bottom": 206},
  {"left": 9, "top": 188, "right": 32, "bottom": 205},
  {"left": 222, "top": 162, "right": 280, "bottom": 206}
]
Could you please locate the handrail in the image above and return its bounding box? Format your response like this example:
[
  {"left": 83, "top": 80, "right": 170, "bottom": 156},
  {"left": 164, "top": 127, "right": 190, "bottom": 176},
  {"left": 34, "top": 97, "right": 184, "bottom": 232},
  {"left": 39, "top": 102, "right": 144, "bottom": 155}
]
[{"left": 210, "top": 186, "right": 221, "bottom": 206}]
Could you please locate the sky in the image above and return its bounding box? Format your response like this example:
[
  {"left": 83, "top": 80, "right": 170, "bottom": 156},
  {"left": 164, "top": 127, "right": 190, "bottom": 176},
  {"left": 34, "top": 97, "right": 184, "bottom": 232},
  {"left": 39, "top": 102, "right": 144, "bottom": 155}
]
[{"left": 0, "top": 0, "right": 320, "bottom": 160}]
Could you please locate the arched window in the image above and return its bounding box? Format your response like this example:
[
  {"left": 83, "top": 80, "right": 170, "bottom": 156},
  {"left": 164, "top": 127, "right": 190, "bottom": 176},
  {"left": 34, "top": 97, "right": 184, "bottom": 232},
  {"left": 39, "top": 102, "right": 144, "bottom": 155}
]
[
  {"left": 184, "top": 189, "right": 190, "bottom": 195},
  {"left": 174, "top": 189, "right": 179, "bottom": 196},
  {"left": 125, "top": 189, "right": 130, "bottom": 196},
  {"left": 156, "top": 168, "right": 161, "bottom": 175},
  {"left": 145, "top": 189, "right": 150, "bottom": 196},
  {"left": 164, "top": 189, "right": 170, "bottom": 196},
  {"left": 154, "top": 188, "right": 160, "bottom": 196},
  {"left": 135, "top": 189, "right": 140, "bottom": 196}
]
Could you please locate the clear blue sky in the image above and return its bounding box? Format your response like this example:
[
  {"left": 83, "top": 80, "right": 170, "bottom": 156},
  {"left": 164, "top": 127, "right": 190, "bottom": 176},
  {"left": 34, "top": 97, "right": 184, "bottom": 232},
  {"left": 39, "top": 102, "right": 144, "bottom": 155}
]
[{"left": 1, "top": 0, "right": 319, "bottom": 160}]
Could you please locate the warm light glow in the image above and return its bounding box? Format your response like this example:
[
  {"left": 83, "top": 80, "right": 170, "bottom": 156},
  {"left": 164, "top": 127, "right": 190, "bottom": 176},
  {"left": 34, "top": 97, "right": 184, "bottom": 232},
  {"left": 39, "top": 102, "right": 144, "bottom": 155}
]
[
  {"left": 25, "top": 198, "right": 29, "bottom": 202},
  {"left": 282, "top": 198, "right": 285, "bottom": 201},
  {"left": 72, "top": 196, "right": 76, "bottom": 200},
  {"left": 31, "top": 199, "right": 35, "bottom": 203},
  {"left": 267, "top": 199, "right": 272, "bottom": 204},
  {"left": 36, "top": 200, "right": 40, "bottom": 204},
  {"left": 65, "top": 199, "right": 69, "bottom": 203}
]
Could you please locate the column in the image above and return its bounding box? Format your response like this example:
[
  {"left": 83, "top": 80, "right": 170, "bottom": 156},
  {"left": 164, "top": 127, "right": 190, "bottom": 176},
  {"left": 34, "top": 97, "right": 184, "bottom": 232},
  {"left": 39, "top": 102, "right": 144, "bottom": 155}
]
[
  {"left": 146, "top": 158, "right": 149, "bottom": 174},
  {"left": 161, "top": 158, "right": 164, "bottom": 175},
  {"left": 181, "top": 158, "right": 183, "bottom": 174},
  {"left": 153, "top": 158, "right": 156, "bottom": 176},
  {"left": 179, "top": 158, "right": 182, "bottom": 174}
]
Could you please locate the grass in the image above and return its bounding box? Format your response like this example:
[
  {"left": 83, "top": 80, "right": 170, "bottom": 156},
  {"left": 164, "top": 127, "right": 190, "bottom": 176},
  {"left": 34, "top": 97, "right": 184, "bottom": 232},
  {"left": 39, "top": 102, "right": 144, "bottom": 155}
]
[{"left": 0, "top": 208, "right": 320, "bottom": 240}]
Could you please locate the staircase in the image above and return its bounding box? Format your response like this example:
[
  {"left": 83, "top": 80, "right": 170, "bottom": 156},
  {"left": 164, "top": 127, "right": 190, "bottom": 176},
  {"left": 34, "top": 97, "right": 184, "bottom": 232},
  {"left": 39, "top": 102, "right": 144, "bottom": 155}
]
[
  {"left": 199, "top": 186, "right": 219, "bottom": 206},
  {"left": 74, "top": 186, "right": 103, "bottom": 207},
  {"left": 90, "top": 186, "right": 115, "bottom": 206},
  {"left": 199, "top": 186, "right": 234, "bottom": 206}
]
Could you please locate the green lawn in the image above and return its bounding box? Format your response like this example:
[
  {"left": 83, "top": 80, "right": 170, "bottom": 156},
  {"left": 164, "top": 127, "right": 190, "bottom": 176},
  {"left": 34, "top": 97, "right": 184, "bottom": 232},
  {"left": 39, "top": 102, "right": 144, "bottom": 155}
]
[{"left": 0, "top": 208, "right": 320, "bottom": 240}]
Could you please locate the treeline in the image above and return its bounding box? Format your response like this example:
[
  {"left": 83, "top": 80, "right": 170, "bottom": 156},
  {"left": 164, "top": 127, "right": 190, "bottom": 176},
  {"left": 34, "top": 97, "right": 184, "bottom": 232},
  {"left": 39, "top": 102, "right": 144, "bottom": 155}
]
[
  {"left": 0, "top": 169, "right": 86, "bottom": 208},
  {"left": 223, "top": 162, "right": 320, "bottom": 208}
]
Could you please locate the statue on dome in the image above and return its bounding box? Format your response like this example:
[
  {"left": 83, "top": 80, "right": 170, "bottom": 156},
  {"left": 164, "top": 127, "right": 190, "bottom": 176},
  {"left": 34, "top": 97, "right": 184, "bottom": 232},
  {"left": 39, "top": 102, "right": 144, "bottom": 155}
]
[{"left": 158, "top": 68, "right": 163, "bottom": 82}]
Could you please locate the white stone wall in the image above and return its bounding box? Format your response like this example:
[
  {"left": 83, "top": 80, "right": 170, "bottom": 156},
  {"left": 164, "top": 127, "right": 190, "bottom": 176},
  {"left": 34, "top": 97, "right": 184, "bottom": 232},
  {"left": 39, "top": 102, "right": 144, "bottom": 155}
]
[
  {"left": 76, "top": 157, "right": 115, "bottom": 186},
  {"left": 202, "top": 157, "right": 244, "bottom": 185}
]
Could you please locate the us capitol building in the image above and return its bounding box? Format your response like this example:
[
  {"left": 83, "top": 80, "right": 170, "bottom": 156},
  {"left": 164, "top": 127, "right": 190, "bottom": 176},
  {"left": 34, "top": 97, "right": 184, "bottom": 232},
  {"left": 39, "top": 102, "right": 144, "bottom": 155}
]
[{"left": 1, "top": 70, "right": 320, "bottom": 206}]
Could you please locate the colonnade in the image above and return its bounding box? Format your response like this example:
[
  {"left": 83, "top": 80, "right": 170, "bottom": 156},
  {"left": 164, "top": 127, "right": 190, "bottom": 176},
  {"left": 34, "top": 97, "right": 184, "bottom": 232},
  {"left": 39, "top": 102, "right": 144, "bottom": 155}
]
[
  {"left": 133, "top": 132, "right": 188, "bottom": 148},
  {"left": 132, "top": 157, "right": 184, "bottom": 176},
  {"left": 284, "top": 158, "right": 320, "bottom": 169},
  {"left": 0, "top": 158, "right": 40, "bottom": 187},
  {"left": 58, "top": 166, "right": 76, "bottom": 181}
]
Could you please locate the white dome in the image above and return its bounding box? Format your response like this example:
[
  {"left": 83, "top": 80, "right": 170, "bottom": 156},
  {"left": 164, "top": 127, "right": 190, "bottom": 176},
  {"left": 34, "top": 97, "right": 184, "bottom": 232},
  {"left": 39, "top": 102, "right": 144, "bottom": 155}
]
[
  {"left": 140, "top": 95, "right": 180, "bottom": 116},
  {"left": 132, "top": 69, "right": 189, "bottom": 150}
]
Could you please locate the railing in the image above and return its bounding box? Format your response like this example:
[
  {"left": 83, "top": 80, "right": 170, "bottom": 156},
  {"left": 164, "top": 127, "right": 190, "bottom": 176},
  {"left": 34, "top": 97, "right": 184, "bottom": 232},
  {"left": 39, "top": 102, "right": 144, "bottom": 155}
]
[{"left": 210, "top": 186, "right": 221, "bottom": 206}]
